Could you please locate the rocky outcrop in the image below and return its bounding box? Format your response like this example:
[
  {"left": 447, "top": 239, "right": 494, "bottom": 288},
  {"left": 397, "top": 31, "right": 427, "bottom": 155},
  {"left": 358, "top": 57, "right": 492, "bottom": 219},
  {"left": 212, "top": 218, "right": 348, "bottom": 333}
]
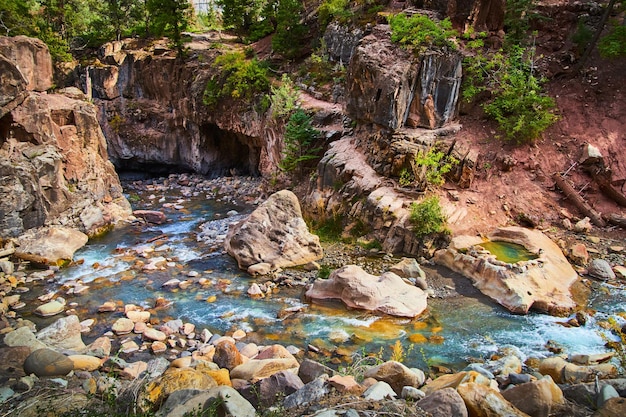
[
  {"left": 305, "top": 136, "right": 451, "bottom": 257},
  {"left": 434, "top": 226, "right": 579, "bottom": 315},
  {"left": 224, "top": 190, "right": 323, "bottom": 273},
  {"left": 0, "top": 36, "right": 131, "bottom": 240},
  {"left": 0, "top": 53, "right": 27, "bottom": 116},
  {"left": 323, "top": 22, "right": 366, "bottom": 65},
  {"left": 79, "top": 40, "right": 282, "bottom": 177},
  {"left": 345, "top": 25, "right": 462, "bottom": 130},
  {"left": 346, "top": 25, "right": 419, "bottom": 130},
  {"left": 0, "top": 35, "right": 53, "bottom": 92},
  {"left": 305, "top": 265, "right": 428, "bottom": 318}
]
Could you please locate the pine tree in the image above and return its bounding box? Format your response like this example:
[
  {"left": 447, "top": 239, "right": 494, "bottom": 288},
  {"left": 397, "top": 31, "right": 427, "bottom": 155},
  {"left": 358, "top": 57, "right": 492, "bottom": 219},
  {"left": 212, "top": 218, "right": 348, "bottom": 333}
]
[
  {"left": 147, "top": 0, "right": 192, "bottom": 53},
  {"left": 279, "top": 109, "right": 322, "bottom": 176},
  {"left": 271, "top": 0, "right": 306, "bottom": 59}
]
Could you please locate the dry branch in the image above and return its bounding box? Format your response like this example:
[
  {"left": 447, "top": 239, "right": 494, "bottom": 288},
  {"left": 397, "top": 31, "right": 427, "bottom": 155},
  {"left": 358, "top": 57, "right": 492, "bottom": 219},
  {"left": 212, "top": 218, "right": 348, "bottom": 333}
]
[{"left": 553, "top": 173, "right": 606, "bottom": 227}]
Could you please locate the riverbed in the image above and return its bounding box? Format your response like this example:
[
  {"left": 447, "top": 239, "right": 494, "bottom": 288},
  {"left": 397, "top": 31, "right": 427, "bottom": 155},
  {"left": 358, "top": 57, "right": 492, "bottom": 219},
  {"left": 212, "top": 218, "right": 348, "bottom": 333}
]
[{"left": 22, "top": 174, "right": 626, "bottom": 371}]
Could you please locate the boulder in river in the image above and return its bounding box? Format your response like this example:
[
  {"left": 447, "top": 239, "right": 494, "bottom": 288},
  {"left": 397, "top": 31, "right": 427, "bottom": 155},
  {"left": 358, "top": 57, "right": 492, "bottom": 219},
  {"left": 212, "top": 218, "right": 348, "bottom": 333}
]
[
  {"left": 224, "top": 190, "right": 323, "bottom": 273},
  {"left": 16, "top": 226, "right": 88, "bottom": 267},
  {"left": 305, "top": 265, "right": 428, "bottom": 318},
  {"left": 434, "top": 226, "right": 579, "bottom": 315}
]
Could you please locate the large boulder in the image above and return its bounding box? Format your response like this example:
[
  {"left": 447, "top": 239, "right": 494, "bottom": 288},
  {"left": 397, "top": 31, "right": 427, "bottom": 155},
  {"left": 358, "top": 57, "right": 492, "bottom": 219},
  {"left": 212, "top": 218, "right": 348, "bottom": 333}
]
[
  {"left": 224, "top": 190, "right": 323, "bottom": 273},
  {"left": 16, "top": 227, "right": 88, "bottom": 266},
  {"left": 501, "top": 376, "right": 564, "bottom": 417},
  {"left": 457, "top": 382, "right": 530, "bottom": 417},
  {"left": 363, "top": 360, "right": 425, "bottom": 395},
  {"left": 434, "top": 227, "right": 579, "bottom": 315},
  {"left": 0, "top": 35, "right": 53, "bottom": 92},
  {"left": 305, "top": 265, "right": 428, "bottom": 318},
  {"left": 36, "top": 315, "right": 86, "bottom": 352}
]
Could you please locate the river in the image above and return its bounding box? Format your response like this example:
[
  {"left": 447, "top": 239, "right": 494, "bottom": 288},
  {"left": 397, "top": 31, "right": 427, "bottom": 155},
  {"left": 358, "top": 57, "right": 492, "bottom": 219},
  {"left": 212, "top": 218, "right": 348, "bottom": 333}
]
[{"left": 23, "top": 174, "right": 626, "bottom": 371}]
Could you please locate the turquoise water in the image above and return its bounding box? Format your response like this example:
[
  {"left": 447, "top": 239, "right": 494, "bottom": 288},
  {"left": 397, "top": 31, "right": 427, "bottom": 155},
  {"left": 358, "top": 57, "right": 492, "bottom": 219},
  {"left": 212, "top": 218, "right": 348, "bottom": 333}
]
[
  {"left": 479, "top": 241, "right": 538, "bottom": 263},
  {"left": 33, "top": 180, "right": 624, "bottom": 371}
]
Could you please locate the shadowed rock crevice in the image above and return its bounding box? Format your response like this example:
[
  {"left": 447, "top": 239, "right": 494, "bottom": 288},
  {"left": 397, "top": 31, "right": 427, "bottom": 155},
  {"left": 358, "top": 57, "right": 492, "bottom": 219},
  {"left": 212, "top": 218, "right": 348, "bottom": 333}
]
[{"left": 108, "top": 121, "right": 262, "bottom": 177}]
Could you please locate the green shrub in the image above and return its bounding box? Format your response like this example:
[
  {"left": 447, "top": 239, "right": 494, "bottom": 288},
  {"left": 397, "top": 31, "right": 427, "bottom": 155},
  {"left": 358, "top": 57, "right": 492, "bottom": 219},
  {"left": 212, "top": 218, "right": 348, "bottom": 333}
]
[
  {"left": 270, "top": 74, "right": 300, "bottom": 119},
  {"left": 389, "top": 13, "right": 457, "bottom": 53},
  {"left": 319, "top": 0, "right": 353, "bottom": 28},
  {"left": 409, "top": 196, "right": 448, "bottom": 238},
  {"left": 413, "top": 147, "right": 458, "bottom": 189},
  {"left": 271, "top": 0, "right": 307, "bottom": 59},
  {"left": 399, "top": 168, "right": 414, "bottom": 187},
  {"left": 572, "top": 19, "right": 593, "bottom": 55},
  {"left": 463, "top": 45, "right": 558, "bottom": 143},
  {"left": 598, "top": 25, "right": 626, "bottom": 58},
  {"left": 203, "top": 51, "right": 270, "bottom": 107},
  {"left": 312, "top": 214, "right": 344, "bottom": 242}
]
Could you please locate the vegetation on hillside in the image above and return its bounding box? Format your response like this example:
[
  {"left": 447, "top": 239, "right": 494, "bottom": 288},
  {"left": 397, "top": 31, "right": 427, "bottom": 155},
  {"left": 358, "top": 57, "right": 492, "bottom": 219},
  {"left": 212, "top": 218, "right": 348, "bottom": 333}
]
[
  {"left": 409, "top": 196, "right": 449, "bottom": 238},
  {"left": 203, "top": 50, "right": 270, "bottom": 107},
  {"left": 389, "top": 12, "right": 457, "bottom": 53},
  {"left": 462, "top": 43, "right": 558, "bottom": 143}
]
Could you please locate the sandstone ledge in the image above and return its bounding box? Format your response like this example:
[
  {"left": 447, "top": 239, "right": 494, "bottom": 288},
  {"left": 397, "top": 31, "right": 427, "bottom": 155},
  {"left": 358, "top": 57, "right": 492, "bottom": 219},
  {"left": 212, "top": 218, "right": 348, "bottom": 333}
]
[{"left": 434, "top": 226, "right": 579, "bottom": 315}]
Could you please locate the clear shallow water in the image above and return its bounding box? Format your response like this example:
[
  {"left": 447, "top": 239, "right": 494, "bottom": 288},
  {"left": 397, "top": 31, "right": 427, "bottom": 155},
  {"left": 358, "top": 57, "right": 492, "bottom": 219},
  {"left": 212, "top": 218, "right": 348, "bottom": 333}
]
[{"left": 42, "top": 182, "right": 626, "bottom": 370}]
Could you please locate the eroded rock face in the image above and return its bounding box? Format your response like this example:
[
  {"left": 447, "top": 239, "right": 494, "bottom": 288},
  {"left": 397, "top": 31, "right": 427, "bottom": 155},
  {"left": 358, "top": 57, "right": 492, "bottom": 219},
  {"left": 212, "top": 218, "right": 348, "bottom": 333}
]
[
  {"left": 224, "top": 190, "right": 323, "bottom": 273},
  {"left": 0, "top": 52, "right": 27, "bottom": 114},
  {"left": 79, "top": 41, "right": 281, "bottom": 176},
  {"left": 346, "top": 25, "right": 462, "bottom": 130},
  {"left": 0, "top": 37, "right": 131, "bottom": 240},
  {"left": 434, "top": 226, "right": 579, "bottom": 315},
  {"left": 0, "top": 35, "right": 53, "bottom": 92},
  {"left": 346, "top": 25, "right": 418, "bottom": 129},
  {"left": 305, "top": 265, "right": 428, "bottom": 318}
]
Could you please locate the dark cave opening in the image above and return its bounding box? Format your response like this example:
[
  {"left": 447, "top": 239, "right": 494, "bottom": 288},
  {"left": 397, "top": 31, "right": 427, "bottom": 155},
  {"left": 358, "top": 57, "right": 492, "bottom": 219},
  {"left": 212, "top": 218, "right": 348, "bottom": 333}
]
[{"left": 111, "top": 122, "right": 262, "bottom": 179}]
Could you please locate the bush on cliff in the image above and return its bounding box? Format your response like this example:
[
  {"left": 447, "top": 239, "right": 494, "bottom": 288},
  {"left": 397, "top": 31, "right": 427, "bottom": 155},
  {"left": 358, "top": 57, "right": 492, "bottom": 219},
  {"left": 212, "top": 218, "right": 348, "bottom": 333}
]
[
  {"left": 409, "top": 196, "right": 449, "bottom": 238},
  {"left": 389, "top": 13, "right": 457, "bottom": 53},
  {"left": 279, "top": 109, "right": 322, "bottom": 176},
  {"left": 203, "top": 51, "right": 270, "bottom": 107}
]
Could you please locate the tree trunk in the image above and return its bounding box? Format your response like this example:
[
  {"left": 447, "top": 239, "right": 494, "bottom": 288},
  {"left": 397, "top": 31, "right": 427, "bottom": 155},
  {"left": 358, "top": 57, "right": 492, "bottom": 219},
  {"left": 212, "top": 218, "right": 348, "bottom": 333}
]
[
  {"left": 606, "top": 213, "right": 626, "bottom": 228},
  {"left": 553, "top": 173, "right": 606, "bottom": 227}
]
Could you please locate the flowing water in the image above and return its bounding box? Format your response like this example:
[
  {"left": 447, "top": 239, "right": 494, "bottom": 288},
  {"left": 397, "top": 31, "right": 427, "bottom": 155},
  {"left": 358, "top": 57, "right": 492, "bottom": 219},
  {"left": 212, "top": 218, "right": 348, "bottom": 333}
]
[{"left": 25, "top": 176, "right": 626, "bottom": 371}]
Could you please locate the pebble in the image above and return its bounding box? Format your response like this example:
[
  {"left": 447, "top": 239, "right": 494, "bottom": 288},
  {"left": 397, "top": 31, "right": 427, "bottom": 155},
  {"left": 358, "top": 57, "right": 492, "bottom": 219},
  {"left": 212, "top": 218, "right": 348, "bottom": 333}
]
[
  {"left": 98, "top": 301, "right": 117, "bottom": 313},
  {"left": 143, "top": 327, "right": 167, "bottom": 341},
  {"left": 112, "top": 318, "right": 135, "bottom": 335}
]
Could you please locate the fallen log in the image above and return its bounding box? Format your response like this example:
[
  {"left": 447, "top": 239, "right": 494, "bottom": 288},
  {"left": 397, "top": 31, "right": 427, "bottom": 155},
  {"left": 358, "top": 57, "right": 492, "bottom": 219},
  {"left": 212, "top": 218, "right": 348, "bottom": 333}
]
[
  {"left": 606, "top": 213, "right": 626, "bottom": 228},
  {"left": 585, "top": 165, "right": 626, "bottom": 207},
  {"left": 553, "top": 173, "right": 606, "bottom": 227}
]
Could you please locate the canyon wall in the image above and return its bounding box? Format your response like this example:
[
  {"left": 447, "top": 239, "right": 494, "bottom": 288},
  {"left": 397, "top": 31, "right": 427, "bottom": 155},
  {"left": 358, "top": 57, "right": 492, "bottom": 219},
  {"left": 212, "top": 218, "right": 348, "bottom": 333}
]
[
  {"left": 79, "top": 39, "right": 282, "bottom": 177},
  {"left": 0, "top": 36, "right": 131, "bottom": 239}
]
